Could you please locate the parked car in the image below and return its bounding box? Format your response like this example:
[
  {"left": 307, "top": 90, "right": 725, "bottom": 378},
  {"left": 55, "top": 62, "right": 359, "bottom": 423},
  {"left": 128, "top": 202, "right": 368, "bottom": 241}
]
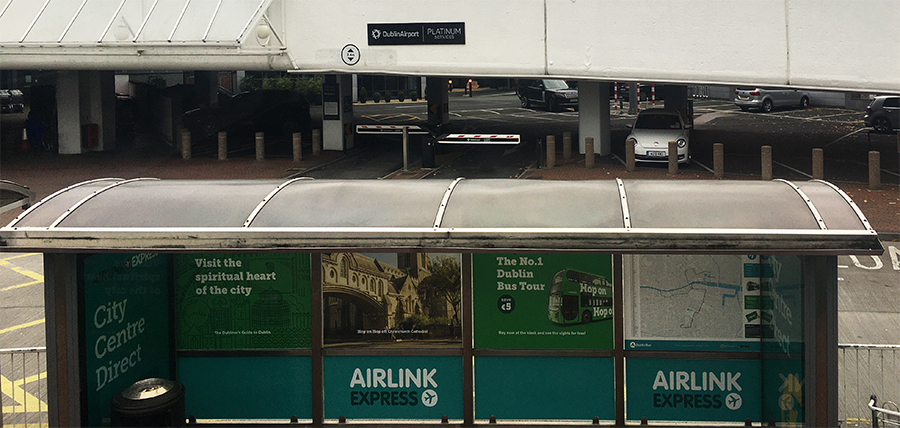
[
  {"left": 0, "top": 89, "right": 24, "bottom": 113},
  {"left": 864, "top": 95, "right": 899, "bottom": 132},
  {"left": 183, "top": 90, "right": 311, "bottom": 155},
  {"left": 626, "top": 109, "right": 691, "bottom": 164},
  {"left": 734, "top": 87, "right": 810, "bottom": 113},
  {"left": 516, "top": 79, "right": 578, "bottom": 112}
]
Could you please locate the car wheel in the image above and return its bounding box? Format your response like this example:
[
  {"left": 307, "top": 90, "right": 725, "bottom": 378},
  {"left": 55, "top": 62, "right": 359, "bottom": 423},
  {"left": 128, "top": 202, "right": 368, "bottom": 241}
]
[
  {"left": 800, "top": 96, "right": 809, "bottom": 109},
  {"left": 581, "top": 311, "right": 592, "bottom": 324},
  {"left": 520, "top": 96, "right": 531, "bottom": 108},
  {"left": 761, "top": 99, "right": 774, "bottom": 113},
  {"left": 872, "top": 117, "right": 892, "bottom": 132}
]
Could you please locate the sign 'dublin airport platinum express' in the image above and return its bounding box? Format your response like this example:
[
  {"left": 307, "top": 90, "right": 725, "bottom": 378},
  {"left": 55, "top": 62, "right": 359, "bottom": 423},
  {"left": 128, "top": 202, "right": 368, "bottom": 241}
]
[{"left": 368, "top": 23, "right": 465, "bottom": 45}]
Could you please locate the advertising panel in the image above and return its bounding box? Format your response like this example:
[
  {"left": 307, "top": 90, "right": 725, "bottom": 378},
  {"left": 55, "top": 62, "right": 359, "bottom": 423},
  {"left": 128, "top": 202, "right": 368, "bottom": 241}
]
[
  {"left": 82, "top": 253, "right": 171, "bottom": 427},
  {"left": 323, "top": 253, "right": 462, "bottom": 348},
  {"left": 624, "top": 254, "right": 765, "bottom": 351},
  {"left": 626, "top": 358, "right": 761, "bottom": 422},
  {"left": 324, "top": 356, "right": 463, "bottom": 419},
  {"left": 474, "top": 356, "right": 615, "bottom": 420},
  {"left": 178, "top": 356, "right": 312, "bottom": 420},
  {"left": 174, "top": 253, "right": 311, "bottom": 350},
  {"left": 473, "top": 253, "right": 613, "bottom": 349}
]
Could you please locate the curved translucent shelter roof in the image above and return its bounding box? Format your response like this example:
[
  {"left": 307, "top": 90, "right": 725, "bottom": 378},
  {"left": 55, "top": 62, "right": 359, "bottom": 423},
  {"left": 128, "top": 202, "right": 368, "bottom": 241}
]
[{"left": 0, "top": 178, "right": 883, "bottom": 255}]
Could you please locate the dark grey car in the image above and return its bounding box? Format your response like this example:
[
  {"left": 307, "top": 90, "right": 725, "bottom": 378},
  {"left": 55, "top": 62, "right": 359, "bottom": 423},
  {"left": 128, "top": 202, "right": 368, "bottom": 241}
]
[
  {"left": 864, "top": 95, "right": 899, "bottom": 132},
  {"left": 516, "top": 79, "right": 578, "bottom": 112},
  {"left": 734, "top": 87, "right": 810, "bottom": 113}
]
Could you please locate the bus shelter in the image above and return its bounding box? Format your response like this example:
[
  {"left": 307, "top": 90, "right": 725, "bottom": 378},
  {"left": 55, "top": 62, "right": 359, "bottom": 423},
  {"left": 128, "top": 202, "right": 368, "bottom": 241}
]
[{"left": 0, "top": 178, "right": 883, "bottom": 427}]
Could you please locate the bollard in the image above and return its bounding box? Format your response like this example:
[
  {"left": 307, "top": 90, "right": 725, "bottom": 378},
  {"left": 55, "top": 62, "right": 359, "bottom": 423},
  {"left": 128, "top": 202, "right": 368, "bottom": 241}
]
[
  {"left": 869, "top": 151, "right": 881, "bottom": 190},
  {"left": 563, "top": 131, "right": 572, "bottom": 160},
  {"left": 217, "top": 131, "right": 227, "bottom": 160},
  {"left": 292, "top": 132, "right": 302, "bottom": 162},
  {"left": 668, "top": 141, "right": 678, "bottom": 175},
  {"left": 546, "top": 135, "right": 556, "bottom": 168},
  {"left": 713, "top": 142, "right": 724, "bottom": 179},
  {"left": 761, "top": 145, "right": 773, "bottom": 180},
  {"left": 312, "top": 129, "right": 322, "bottom": 155},
  {"left": 181, "top": 129, "right": 191, "bottom": 160},
  {"left": 402, "top": 126, "right": 409, "bottom": 171},
  {"left": 584, "top": 137, "right": 595, "bottom": 169},
  {"left": 255, "top": 132, "right": 265, "bottom": 160},
  {"left": 640, "top": 416, "right": 648, "bottom": 425},
  {"left": 625, "top": 138, "right": 636, "bottom": 172},
  {"left": 812, "top": 148, "right": 824, "bottom": 180}
]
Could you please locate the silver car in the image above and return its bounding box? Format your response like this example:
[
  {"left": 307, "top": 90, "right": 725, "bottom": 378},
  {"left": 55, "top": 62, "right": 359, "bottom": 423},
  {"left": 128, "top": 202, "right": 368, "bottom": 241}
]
[
  {"left": 626, "top": 109, "right": 691, "bottom": 164},
  {"left": 734, "top": 87, "right": 810, "bottom": 113}
]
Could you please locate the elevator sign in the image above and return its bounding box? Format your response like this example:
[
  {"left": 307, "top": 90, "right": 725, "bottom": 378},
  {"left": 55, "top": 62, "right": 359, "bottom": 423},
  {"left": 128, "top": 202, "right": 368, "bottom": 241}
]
[{"left": 368, "top": 23, "right": 465, "bottom": 45}]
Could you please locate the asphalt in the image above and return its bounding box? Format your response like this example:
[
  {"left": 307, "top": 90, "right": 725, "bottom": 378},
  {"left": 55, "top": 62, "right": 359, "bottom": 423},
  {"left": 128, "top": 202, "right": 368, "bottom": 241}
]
[{"left": 1, "top": 121, "right": 898, "bottom": 240}]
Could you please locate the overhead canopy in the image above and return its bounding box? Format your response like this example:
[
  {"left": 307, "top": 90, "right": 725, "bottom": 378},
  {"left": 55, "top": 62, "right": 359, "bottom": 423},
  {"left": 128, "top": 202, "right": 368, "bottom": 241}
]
[
  {"left": 0, "top": 180, "right": 36, "bottom": 214},
  {"left": 0, "top": 0, "right": 290, "bottom": 70},
  {"left": 0, "top": 178, "right": 883, "bottom": 255}
]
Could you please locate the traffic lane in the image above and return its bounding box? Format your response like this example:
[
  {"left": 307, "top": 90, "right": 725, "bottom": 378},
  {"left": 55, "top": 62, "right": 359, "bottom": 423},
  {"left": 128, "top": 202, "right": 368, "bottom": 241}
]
[{"left": 837, "top": 244, "right": 900, "bottom": 344}]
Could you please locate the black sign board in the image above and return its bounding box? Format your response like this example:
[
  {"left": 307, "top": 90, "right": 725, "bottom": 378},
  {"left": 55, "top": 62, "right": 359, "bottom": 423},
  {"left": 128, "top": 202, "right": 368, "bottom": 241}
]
[{"left": 368, "top": 22, "right": 465, "bottom": 45}]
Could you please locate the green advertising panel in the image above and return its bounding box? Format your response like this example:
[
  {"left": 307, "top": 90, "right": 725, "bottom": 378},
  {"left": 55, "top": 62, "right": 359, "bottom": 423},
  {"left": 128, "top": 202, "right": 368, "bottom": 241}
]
[
  {"left": 324, "top": 356, "right": 463, "bottom": 420},
  {"left": 626, "top": 358, "right": 761, "bottom": 422},
  {"left": 82, "top": 253, "right": 171, "bottom": 427},
  {"left": 178, "top": 356, "right": 311, "bottom": 419},
  {"left": 174, "top": 253, "right": 311, "bottom": 349},
  {"left": 474, "top": 356, "right": 615, "bottom": 420},
  {"left": 473, "top": 253, "right": 613, "bottom": 349}
]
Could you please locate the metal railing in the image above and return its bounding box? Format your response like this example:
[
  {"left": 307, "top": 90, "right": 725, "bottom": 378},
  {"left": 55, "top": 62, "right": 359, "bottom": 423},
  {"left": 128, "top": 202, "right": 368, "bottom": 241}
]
[
  {"left": 0, "top": 347, "right": 48, "bottom": 428},
  {"left": 869, "top": 395, "right": 900, "bottom": 428},
  {"left": 840, "top": 344, "right": 900, "bottom": 427}
]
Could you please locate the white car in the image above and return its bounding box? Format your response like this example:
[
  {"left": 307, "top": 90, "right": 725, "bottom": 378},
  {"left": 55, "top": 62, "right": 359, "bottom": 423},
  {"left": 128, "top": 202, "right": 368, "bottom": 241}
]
[{"left": 626, "top": 109, "right": 691, "bottom": 164}]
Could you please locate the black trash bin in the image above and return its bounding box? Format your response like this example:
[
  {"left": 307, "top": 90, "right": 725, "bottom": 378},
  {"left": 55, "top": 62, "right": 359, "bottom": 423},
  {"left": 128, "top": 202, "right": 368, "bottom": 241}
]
[{"left": 110, "top": 378, "right": 185, "bottom": 427}]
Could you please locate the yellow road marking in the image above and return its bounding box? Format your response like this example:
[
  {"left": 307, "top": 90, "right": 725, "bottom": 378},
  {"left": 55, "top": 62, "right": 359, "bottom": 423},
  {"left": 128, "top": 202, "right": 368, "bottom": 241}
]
[
  {"left": 0, "top": 254, "right": 44, "bottom": 291},
  {"left": 1, "top": 373, "right": 48, "bottom": 414},
  {"left": 0, "top": 319, "right": 45, "bottom": 335}
]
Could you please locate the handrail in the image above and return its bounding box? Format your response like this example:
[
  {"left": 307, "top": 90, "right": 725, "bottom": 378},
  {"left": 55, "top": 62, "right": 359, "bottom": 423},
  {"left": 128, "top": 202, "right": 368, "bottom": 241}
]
[{"left": 869, "top": 395, "right": 900, "bottom": 428}]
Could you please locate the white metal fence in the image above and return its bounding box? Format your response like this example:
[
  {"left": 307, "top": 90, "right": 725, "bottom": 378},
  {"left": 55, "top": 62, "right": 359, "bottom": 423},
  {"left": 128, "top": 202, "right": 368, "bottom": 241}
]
[
  {"left": 0, "top": 347, "right": 48, "bottom": 428},
  {"left": 840, "top": 345, "right": 900, "bottom": 427}
]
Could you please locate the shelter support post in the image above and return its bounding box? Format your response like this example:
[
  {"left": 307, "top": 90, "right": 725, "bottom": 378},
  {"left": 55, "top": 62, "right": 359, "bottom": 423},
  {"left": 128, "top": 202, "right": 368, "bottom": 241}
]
[
  {"left": 803, "top": 255, "right": 838, "bottom": 427},
  {"left": 43, "top": 253, "right": 82, "bottom": 427}
]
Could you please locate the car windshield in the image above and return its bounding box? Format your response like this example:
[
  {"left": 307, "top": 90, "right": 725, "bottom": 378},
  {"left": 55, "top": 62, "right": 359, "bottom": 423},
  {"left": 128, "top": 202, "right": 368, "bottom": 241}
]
[
  {"left": 634, "top": 113, "right": 681, "bottom": 130},
  {"left": 543, "top": 80, "right": 570, "bottom": 90}
]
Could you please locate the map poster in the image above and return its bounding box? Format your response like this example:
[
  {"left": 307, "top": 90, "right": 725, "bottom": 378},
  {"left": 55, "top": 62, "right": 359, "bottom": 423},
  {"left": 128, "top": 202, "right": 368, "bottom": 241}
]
[
  {"left": 472, "top": 253, "right": 613, "bottom": 350},
  {"left": 174, "top": 253, "right": 311, "bottom": 350},
  {"left": 626, "top": 358, "right": 761, "bottom": 422},
  {"left": 82, "top": 253, "right": 171, "bottom": 427},
  {"left": 324, "top": 355, "right": 463, "bottom": 420},
  {"left": 624, "top": 254, "right": 761, "bottom": 351},
  {"left": 323, "top": 253, "right": 462, "bottom": 348}
]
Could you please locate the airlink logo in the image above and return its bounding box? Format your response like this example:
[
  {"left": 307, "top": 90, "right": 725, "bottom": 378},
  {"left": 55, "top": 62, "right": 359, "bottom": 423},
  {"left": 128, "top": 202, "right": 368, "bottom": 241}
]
[
  {"left": 651, "top": 371, "right": 743, "bottom": 410},
  {"left": 349, "top": 368, "right": 439, "bottom": 407}
]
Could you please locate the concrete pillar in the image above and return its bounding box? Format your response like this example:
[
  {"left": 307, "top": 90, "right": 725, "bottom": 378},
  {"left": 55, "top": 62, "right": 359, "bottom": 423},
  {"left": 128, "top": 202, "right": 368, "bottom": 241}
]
[
  {"left": 312, "top": 129, "right": 322, "bottom": 155},
  {"left": 426, "top": 77, "right": 450, "bottom": 128},
  {"left": 562, "top": 132, "right": 572, "bottom": 160},
  {"left": 181, "top": 129, "right": 191, "bottom": 160},
  {"left": 577, "top": 81, "right": 610, "bottom": 155},
  {"left": 322, "top": 74, "right": 354, "bottom": 151},
  {"left": 55, "top": 71, "right": 116, "bottom": 154}
]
